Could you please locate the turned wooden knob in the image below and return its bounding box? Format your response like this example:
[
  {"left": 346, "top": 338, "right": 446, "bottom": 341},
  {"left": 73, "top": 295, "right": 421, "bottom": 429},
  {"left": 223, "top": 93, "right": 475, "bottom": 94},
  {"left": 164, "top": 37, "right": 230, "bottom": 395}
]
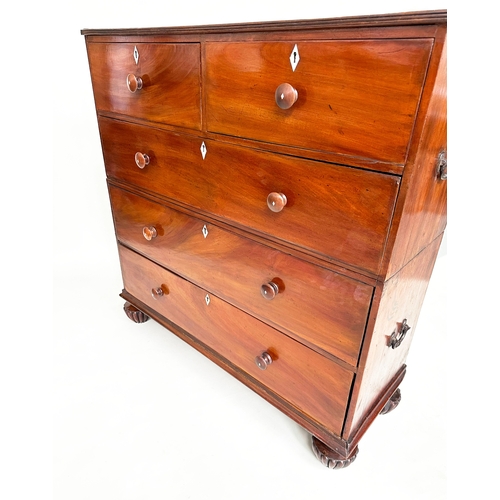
[
  {"left": 126, "top": 73, "right": 143, "bottom": 93},
  {"left": 261, "top": 281, "right": 279, "bottom": 300},
  {"left": 142, "top": 226, "right": 157, "bottom": 241},
  {"left": 135, "top": 152, "right": 150, "bottom": 169},
  {"left": 267, "top": 192, "right": 287, "bottom": 212},
  {"left": 151, "top": 286, "right": 164, "bottom": 300},
  {"left": 275, "top": 83, "right": 298, "bottom": 109},
  {"left": 255, "top": 352, "right": 273, "bottom": 370}
]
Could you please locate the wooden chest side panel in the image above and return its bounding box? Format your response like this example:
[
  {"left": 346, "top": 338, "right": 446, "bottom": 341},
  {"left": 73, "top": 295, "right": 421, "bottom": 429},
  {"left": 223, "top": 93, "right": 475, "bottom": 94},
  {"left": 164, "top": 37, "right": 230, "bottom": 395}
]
[
  {"left": 343, "top": 235, "right": 442, "bottom": 440},
  {"left": 382, "top": 32, "right": 447, "bottom": 280}
]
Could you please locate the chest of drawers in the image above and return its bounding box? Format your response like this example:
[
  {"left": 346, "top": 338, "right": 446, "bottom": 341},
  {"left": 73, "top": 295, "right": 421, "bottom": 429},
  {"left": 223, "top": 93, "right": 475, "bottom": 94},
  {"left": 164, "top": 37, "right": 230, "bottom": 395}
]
[{"left": 82, "top": 10, "right": 447, "bottom": 469}]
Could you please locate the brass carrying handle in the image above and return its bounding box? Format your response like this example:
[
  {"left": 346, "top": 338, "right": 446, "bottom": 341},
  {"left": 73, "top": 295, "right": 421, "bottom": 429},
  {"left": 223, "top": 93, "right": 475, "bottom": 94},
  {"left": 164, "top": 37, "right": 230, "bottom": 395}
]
[{"left": 389, "top": 319, "right": 411, "bottom": 349}]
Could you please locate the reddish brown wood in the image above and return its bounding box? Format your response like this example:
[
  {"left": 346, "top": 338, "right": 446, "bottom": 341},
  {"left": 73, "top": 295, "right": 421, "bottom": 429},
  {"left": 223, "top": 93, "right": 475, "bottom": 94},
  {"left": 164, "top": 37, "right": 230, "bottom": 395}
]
[
  {"left": 312, "top": 436, "right": 358, "bottom": 469},
  {"left": 107, "top": 184, "right": 372, "bottom": 367},
  {"left": 205, "top": 39, "right": 432, "bottom": 165},
  {"left": 275, "top": 83, "right": 298, "bottom": 110},
  {"left": 99, "top": 117, "right": 400, "bottom": 277},
  {"left": 85, "top": 42, "right": 201, "bottom": 129},
  {"left": 126, "top": 73, "right": 143, "bottom": 93},
  {"left": 380, "top": 31, "right": 447, "bottom": 280},
  {"left": 81, "top": 10, "right": 446, "bottom": 36},
  {"left": 83, "top": 10, "right": 447, "bottom": 468},
  {"left": 134, "top": 152, "right": 150, "bottom": 169},
  {"left": 142, "top": 226, "right": 157, "bottom": 241},
  {"left": 343, "top": 235, "right": 443, "bottom": 440},
  {"left": 118, "top": 244, "right": 354, "bottom": 435},
  {"left": 123, "top": 302, "right": 149, "bottom": 323},
  {"left": 260, "top": 282, "right": 279, "bottom": 300},
  {"left": 380, "top": 388, "right": 402, "bottom": 415}
]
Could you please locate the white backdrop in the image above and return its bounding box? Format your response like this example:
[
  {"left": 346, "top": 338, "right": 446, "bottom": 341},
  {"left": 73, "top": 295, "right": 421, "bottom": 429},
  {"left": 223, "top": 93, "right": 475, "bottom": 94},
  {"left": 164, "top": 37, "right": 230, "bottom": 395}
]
[{"left": 5, "top": 2, "right": 477, "bottom": 499}]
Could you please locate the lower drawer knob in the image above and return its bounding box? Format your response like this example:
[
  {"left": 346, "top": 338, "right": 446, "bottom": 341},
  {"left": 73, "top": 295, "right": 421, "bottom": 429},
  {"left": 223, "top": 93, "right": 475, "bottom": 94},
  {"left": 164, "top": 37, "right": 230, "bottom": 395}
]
[
  {"left": 255, "top": 352, "right": 273, "bottom": 370},
  {"left": 261, "top": 281, "right": 280, "bottom": 300},
  {"left": 151, "top": 286, "right": 165, "bottom": 299},
  {"left": 135, "top": 152, "right": 150, "bottom": 169},
  {"left": 142, "top": 226, "right": 158, "bottom": 241},
  {"left": 267, "top": 192, "right": 287, "bottom": 213}
]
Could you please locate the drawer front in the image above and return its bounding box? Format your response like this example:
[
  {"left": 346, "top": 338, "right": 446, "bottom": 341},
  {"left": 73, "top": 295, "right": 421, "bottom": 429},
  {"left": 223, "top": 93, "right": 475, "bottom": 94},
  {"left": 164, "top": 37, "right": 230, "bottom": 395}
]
[
  {"left": 118, "top": 244, "right": 353, "bottom": 434},
  {"left": 100, "top": 117, "right": 400, "bottom": 275},
  {"left": 86, "top": 42, "right": 201, "bottom": 129},
  {"left": 109, "top": 185, "right": 373, "bottom": 366},
  {"left": 205, "top": 40, "right": 432, "bottom": 164}
]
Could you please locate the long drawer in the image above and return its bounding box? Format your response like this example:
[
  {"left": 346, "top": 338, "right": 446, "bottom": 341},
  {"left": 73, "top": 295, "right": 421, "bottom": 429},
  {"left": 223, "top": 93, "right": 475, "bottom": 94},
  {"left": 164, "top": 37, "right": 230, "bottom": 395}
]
[
  {"left": 100, "top": 117, "right": 400, "bottom": 276},
  {"left": 109, "top": 185, "right": 373, "bottom": 366},
  {"left": 86, "top": 42, "right": 201, "bottom": 129},
  {"left": 118, "top": 244, "right": 353, "bottom": 434},
  {"left": 205, "top": 39, "right": 432, "bottom": 164}
]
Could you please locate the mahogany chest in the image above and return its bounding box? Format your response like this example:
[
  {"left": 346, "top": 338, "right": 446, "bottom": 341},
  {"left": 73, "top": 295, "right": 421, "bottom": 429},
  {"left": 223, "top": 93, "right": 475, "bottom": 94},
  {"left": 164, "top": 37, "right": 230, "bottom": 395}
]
[{"left": 82, "top": 10, "right": 447, "bottom": 468}]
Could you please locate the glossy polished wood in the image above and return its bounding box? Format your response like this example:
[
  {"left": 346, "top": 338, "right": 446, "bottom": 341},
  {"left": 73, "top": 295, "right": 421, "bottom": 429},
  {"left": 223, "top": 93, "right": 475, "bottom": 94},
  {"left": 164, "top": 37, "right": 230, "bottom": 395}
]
[
  {"left": 100, "top": 117, "right": 400, "bottom": 276},
  {"left": 205, "top": 39, "right": 432, "bottom": 164},
  {"left": 275, "top": 83, "right": 298, "bottom": 109},
  {"left": 85, "top": 42, "right": 201, "bottom": 129},
  {"left": 108, "top": 184, "right": 372, "bottom": 367},
  {"left": 343, "top": 235, "right": 443, "bottom": 441},
  {"left": 83, "top": 10, "right": 447, "bottom": 468},
  {"left": 266, "top": 192, "right": 287, "bottom": 213},
  {"left": 82, "top": 11, "right": 446, "bottom": 37},
  {"left": 118, "top": 244, "right": 353, "bottom": 436}
]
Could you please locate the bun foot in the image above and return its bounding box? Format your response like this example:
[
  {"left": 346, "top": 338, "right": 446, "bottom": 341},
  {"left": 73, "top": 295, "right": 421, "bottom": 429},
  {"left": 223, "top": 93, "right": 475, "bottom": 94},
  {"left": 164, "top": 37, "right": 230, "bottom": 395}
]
[
  {"left": 124, "top": 302, "right": 150, "bottom": 323},
  {"left": 311, "top": 436, "right": 358, "bottom": 469},
  {"left": 380, "top": 388, "right": 402, "bottom": 415}
]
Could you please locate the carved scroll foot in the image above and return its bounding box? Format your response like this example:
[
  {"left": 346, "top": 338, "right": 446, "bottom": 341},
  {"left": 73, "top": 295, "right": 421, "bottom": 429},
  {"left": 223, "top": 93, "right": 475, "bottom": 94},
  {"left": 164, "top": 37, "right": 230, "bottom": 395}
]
[
  {"left": 124, "top": 302, "right": 150, "bottom": 323},
  {"left": 311, "top": 436, "right": 358, "bottom": 469},
  {"left": 380, "top": 388, "right": 402, "bottom": 415}
]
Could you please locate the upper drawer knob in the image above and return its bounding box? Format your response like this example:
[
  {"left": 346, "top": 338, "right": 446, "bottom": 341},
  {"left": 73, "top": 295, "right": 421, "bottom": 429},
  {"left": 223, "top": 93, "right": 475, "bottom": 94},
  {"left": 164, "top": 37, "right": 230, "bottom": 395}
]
[
  {"left": 261, "top": 281, "right": 280, "bottom": 300},
  {"left": 275, "top": 83, "right": 298, "bottom": 109},
  {"left": 142, "top": 226, "right": 157, "bottom": 241},
  {"left": 267, "top": 192, "right": 287, "bottom": 213},
  {"left": 134, "top": 152, "right": 150, "bottom": 169},
  {"left": 126, "top": 73, "right": 143, "bottom": 93},
  {"left": 255, "top": 352, "right": 273, "bottom": 370}
]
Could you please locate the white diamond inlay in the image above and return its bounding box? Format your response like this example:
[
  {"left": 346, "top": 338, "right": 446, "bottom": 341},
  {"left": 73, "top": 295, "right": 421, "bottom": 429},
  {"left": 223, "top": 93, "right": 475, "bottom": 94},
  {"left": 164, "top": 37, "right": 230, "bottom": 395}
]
[
  {"left": 133, "top": 46, "right": 139, "bottom": 65},
  {"left": 205, "top": 294, "right": 211, "bottom": 306},
  {"left": 202, "top": 225, "right": 208, "bottom": 238},
  {"left": 289, "top": 44, "right": 300, "bottom": 72},
  {"left": 200, "top": 141, "right": 207, "bottom": 159}
]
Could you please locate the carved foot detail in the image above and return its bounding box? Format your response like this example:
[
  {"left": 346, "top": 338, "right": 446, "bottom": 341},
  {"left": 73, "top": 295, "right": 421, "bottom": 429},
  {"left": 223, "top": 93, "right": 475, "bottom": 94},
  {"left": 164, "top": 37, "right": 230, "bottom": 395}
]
[
  {"left": 311, "top": 436, "right": 358, "bottom": 469},
  {"left": 124, "top": 302, "right": 150, "bottom": 323},
  {"left": 380, "top": 388, "right": 402, "bottom": 415}
]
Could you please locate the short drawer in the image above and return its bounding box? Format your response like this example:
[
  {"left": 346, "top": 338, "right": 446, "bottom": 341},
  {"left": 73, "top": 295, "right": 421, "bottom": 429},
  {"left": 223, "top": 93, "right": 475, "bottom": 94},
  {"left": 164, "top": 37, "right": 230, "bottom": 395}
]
[
  {"left": 205, "top": 39, "right": 432, "bottom": 165},
  {"left": 118, "top": 244, "right": 353, "bottom": 435},
  {"left": 109, "top": 185, "right": 373, "bottom": 366},
  {"left": 86, "top": 42, "right": 201, "bottom": 129},
  {"left": 100, "top": 117, "right": 400, "bottom": 276}
]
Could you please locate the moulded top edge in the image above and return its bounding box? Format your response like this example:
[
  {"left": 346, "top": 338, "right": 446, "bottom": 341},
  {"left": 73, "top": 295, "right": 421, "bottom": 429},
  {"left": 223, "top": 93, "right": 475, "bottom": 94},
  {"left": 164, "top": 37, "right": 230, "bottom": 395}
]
[{"left": 81, "top": 10, "right": 447, "bottom": 36}]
